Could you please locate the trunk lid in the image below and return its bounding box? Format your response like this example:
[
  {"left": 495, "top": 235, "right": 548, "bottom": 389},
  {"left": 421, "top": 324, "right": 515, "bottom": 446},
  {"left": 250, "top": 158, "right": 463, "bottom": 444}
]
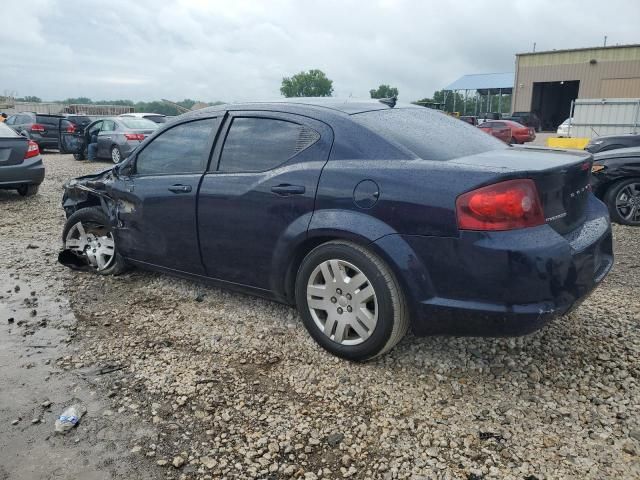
[
  {"left": 0, "top": 123, "right": 28, "bottom": 166},
  {"left": 450, "top": 147, "right": 593, "bottom": 234}
]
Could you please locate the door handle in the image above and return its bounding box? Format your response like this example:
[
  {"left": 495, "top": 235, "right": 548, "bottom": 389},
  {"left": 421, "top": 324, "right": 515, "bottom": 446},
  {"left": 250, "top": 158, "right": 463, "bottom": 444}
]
[
  {"left": 168, "top": 184, "right": 192, "bottom": 193},
  {"left": 271, "top": 184, "right": 305, "bottom": 196}
]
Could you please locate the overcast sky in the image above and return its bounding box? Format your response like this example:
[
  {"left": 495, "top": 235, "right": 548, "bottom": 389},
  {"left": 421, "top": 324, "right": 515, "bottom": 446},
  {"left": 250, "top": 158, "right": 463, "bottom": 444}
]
[{"left": 1, "top": 0, "right": 639, "bottom": 103}]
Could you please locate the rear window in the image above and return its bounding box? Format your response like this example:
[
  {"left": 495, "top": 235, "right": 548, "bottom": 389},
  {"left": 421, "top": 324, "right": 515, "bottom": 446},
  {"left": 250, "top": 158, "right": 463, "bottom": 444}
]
[
  {"left": 36, "top": 115, "right": 63, "bottom": 125},
  {"left": 353, "top": 108, "right": 505, "bottom": 161},
  {"left": 0, "top": 122, "right": 20, "bottom": 138},
  {"left": 145, "top": 115, "right": 167, "bottom": 124},
  {"left": 120, "top": 118, "right": 159, "bottom": 130}
]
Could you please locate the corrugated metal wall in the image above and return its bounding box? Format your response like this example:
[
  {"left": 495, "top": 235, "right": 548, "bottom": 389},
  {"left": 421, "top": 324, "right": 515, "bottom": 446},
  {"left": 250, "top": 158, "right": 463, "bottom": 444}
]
[
  {"left": 570, "top": 98, "right": 640, "bottom": 137},
  {"left": 513, "top": 45, "right": 640, "bottom": 112}
]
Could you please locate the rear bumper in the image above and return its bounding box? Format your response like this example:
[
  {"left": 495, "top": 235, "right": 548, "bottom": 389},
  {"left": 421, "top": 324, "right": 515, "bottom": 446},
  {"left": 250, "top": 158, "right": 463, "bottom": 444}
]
[
  {"left": 374, "top": 195, "right": 613, "bottom": 336},
  {"left": 0, "top": 156, "right": 45, "bottom": 188},
  {"left": 121, "top": 141, "right": 142, "bottom": 158},
  {"left": 31, "top": 133, "right": 59, "bottom": 149}
]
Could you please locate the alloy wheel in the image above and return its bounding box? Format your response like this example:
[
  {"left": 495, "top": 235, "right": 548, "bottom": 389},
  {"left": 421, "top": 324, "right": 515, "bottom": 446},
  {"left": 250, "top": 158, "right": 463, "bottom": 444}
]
[
  {"left": 65, "top": 221, "right": 115, "bottom": 271},
  {"left": 306, "top": 259, "right": 378, "bottom": 346},
  {"left": 615, "top": 182, "right": 640, "bottom": 224},
  {"left": 111, "top": 147, "right": 121, "bottom": 164}
]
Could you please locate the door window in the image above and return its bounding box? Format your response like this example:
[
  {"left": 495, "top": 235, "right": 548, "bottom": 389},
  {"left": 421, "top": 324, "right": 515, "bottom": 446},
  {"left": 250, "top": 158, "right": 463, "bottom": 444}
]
[
  {"left": 5, "top": 116, "right": 16, "bottom": 125},
  {"left": 135, "top": 118, "right": 217, "bottom": 175},
  {"left": 88, "top": 121, "right": 103, "bottom": 136},
  {"left": 101, "top": 120, "right": 116, "bottom": 132},
  {"left": 218, "top": 117, "right": 318, "bottom": 173}
]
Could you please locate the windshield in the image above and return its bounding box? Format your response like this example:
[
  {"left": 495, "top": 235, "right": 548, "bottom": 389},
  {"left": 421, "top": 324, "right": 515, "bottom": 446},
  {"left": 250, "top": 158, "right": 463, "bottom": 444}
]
[
  {"left": 120, "top": 118, "right": 159, "bottom": 130},
  {"left": 352, "top": 108, "right": 506, "bottom": 160}
]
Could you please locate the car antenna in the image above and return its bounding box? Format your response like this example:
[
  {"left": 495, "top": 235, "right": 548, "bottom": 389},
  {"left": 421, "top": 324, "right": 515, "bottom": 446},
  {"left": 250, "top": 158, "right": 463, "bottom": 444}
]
[{"left": 378, "top": 96, "right": 397, "bottom": 108}]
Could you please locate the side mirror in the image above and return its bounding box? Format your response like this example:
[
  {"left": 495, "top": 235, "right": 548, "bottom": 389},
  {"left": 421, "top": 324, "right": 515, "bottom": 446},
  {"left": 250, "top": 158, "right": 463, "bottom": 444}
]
[
  {"left": 19, "top": 130, "right": 28, "bottom": 138},
  {"left": 116, "top": 156, "right": 135, "bottom": 177}
]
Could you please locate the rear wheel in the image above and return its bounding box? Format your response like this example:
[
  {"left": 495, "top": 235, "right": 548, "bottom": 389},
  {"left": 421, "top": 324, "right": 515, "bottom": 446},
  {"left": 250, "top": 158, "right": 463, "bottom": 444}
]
[
  {"left": 111, "top": 145, "right": 122, "bottom": 164},
  {"left": 17, "top": 184, "right": 39, "bottom": 197},
  {"left": 295, "top": 241, "right": 408, "bottom": 361},
  {"left": 62, "top": 207, "right": 128, "bottom": 275},
  {"left": 605, "top": 178, "right": 640, "bottom": 226}
]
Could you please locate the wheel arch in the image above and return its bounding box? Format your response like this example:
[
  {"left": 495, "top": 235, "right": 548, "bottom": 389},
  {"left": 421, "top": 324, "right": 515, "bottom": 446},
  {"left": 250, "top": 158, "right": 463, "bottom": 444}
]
[{"left": 277, "top": 209, "right": 434, "bottom": 322}]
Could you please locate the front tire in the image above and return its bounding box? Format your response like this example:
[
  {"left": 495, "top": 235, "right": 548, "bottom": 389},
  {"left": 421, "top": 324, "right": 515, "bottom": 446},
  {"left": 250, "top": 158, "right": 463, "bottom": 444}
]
[
  {"left": 62, "top": 207, "right": 128, "bottom": 275},
  {"left": 604, "top": 178, "right": 640, "bottom": 226},
  {"left": 295, "top": 241, "right": 408, "bottom": 361},
  {"left": 17, "top": 184, "right": 39, "bottom": 196},
  {"left": 111, "top": 145, "right": 122, "bottom": 164}
]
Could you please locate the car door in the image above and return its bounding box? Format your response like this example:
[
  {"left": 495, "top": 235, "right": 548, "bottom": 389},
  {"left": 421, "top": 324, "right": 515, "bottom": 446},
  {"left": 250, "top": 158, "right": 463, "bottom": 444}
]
[
  {"left": 111, "top": 117, "right": 221, "bottom": 274},
  {"left": 97, "top": 120, "right": 116, "bottom": 158},
  {"left": 197, "top": 111, "right": 333, "bottom": 291},
  {"left": 60, "top": 119, "right": 101, "bottom": 154}
]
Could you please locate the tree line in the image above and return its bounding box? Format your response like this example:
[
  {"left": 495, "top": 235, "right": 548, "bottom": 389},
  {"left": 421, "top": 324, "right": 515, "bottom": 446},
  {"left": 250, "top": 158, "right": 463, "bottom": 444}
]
[
  {"left": 12, "top": 96, "right": 223, "bottom": 116},
  {"left": 14, "top": 69, "right": 509, "bottom": 115}
]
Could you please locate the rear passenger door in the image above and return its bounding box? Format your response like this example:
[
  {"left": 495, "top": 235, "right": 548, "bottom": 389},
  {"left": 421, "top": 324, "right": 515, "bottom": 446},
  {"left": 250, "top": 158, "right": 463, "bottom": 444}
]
[{"left": 197, "top": 111, "right": 333, "bottom": 291}]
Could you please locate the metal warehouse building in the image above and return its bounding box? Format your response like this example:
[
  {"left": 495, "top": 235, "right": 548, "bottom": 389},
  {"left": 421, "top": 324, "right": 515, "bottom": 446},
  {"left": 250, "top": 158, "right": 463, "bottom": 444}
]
[{"left": 511, "top": 44, "right": 640, "bottom": 130}]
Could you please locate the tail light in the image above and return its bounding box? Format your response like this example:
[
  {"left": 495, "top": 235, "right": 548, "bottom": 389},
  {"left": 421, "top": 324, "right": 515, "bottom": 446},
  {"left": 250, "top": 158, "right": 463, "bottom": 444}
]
[
  {"left": 124, "top": 133, "right": 145, "bottom": 141},
  {"left": 456, "top": 179, "right": 545, "bottom": 231},
  {"left": 30, "top": 123, "right": 45, "bottom": 132},
  {"left": 24, "top": 140, "right": 39, "bottom": 159}
]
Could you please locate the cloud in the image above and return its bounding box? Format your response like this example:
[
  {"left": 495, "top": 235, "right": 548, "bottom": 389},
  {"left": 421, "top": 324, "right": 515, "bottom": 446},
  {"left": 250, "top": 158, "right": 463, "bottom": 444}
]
[{"left": 0, "top": 0, "right": 638, "bottom": 102}]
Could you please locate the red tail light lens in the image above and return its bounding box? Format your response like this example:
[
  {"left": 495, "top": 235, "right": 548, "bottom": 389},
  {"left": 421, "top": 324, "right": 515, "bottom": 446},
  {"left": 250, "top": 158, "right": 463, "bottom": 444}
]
[
  {"left": 24, "top": 140, "right": 40, "bottom": 159},
  {"left": 30, "top": 123, "right": 45, "bottom": 132},
  {"left": 456, "top": 179, "right": 545, "bottom": 231},
  {"left": 124, "top": 133, "right": 145, "bottom": 141}
]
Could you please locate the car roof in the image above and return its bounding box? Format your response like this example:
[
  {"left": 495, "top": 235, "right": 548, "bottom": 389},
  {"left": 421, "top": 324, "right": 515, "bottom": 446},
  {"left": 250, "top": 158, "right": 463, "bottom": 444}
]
[
  {"left": 120, "top": 112, "right": 166, "bottom": 117},
  {"left": 181, "top": 98, "right": 417, "bottom": 119}
]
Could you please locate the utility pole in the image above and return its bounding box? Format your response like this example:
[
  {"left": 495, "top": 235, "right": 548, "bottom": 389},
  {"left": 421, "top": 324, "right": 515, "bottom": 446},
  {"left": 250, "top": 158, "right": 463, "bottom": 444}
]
[{"left": 603, "top": 35, "right": 607, "bottom": 47}]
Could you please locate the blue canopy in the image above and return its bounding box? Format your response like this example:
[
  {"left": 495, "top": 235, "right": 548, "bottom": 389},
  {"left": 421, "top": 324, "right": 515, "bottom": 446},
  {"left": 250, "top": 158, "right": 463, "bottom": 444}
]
[{"left": 444, "top": 73, "right": 514, "bottom": 94}]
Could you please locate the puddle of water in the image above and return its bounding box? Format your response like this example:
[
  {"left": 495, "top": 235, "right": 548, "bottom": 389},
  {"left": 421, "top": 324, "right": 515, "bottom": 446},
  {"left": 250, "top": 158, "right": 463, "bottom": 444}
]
[{"left": 0, "top": 272, "right": 155, "bottom": 480}]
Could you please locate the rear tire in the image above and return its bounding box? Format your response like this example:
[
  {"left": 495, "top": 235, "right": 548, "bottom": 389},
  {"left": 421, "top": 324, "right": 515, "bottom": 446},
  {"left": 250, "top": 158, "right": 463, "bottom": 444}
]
[
  {"left": 111, "top": 145, "right": 122, "bottom": 164},
  {"left": 604, "top": 178, "right": 640, "bottom": 226},
  {"left": 62, "top": 207, "right": 128, "bottom": 275},
  {"left": 17, "top": 184, "right": 39, "bottom": 197},
  {"left": 295, "top": 240, "right": 408, "bottom": 361}
]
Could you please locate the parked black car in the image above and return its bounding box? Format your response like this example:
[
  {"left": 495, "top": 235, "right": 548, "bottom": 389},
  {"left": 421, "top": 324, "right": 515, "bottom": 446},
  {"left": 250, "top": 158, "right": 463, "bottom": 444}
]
[
  {"left": 591, "top": 146, "right": 640, "bottom": 226},
  {"left": 0, "top": 122, "right": 45, "bottom": 196},
  {"left": 59, "top": 99, "right": 613, "bottom": 360},
  {"left": 585, "top": 133, "right": 640, "bottom": 154},
  {"left": 4, "top": 112, "right": 65, "bottom": 151},
  {"left": 505, "top": 112, "right": 541, "bottom": 132}
]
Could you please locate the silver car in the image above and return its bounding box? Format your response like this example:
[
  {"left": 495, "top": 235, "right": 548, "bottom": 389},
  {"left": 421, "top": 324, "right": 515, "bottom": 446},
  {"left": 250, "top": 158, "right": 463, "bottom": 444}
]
[{"left": 62, "top": 117, "right": 159, "bottom": 163}]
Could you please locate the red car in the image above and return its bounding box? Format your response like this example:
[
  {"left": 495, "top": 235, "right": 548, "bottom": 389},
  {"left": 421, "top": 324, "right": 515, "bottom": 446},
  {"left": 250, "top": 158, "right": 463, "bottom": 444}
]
[
  {"left": 479, "top": 120, "right": 536, "bottom": 144},
  {"left": 478, "top": 121, "right": 512, "bottom": 143}
]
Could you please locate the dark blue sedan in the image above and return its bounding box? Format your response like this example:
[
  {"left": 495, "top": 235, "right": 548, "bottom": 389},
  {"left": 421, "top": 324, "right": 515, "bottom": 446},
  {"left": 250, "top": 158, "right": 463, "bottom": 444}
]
[{"left": 59, "top": 99, "right": 613, "bottom": 360}]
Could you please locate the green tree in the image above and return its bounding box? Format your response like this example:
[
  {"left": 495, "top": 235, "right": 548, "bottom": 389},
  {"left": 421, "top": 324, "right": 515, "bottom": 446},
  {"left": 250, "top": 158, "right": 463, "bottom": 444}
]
[
  {"left": 369, "top": 84, "right": 398, "bottom": 99},
  {"left": 16, "top": 95, "right": 42, "bottom": 103},
  {"left": 62, "top": 97, "right": 93, "bottom": 104},
  {"left": 280, "top": 69, "right": 333, "bottom": 97}
]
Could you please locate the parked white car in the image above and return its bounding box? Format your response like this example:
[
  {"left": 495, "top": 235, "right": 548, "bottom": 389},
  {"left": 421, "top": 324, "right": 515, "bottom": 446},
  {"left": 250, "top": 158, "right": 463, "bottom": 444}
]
[{"left": 557, "top": 118, "right": 572, "bottom": 137}]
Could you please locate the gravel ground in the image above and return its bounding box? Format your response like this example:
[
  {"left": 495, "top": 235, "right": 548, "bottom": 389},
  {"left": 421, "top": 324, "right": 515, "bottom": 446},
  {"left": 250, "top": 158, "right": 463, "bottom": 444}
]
[{"left": 1, "top": 153, "right": 639, "bottom": 480}]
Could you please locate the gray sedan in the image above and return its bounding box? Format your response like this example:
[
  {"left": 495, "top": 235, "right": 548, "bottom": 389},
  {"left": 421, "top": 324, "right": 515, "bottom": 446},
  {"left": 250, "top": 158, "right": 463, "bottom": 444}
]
[{"left": 62, "top": 117, "right": 158, "bottom": 163}]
